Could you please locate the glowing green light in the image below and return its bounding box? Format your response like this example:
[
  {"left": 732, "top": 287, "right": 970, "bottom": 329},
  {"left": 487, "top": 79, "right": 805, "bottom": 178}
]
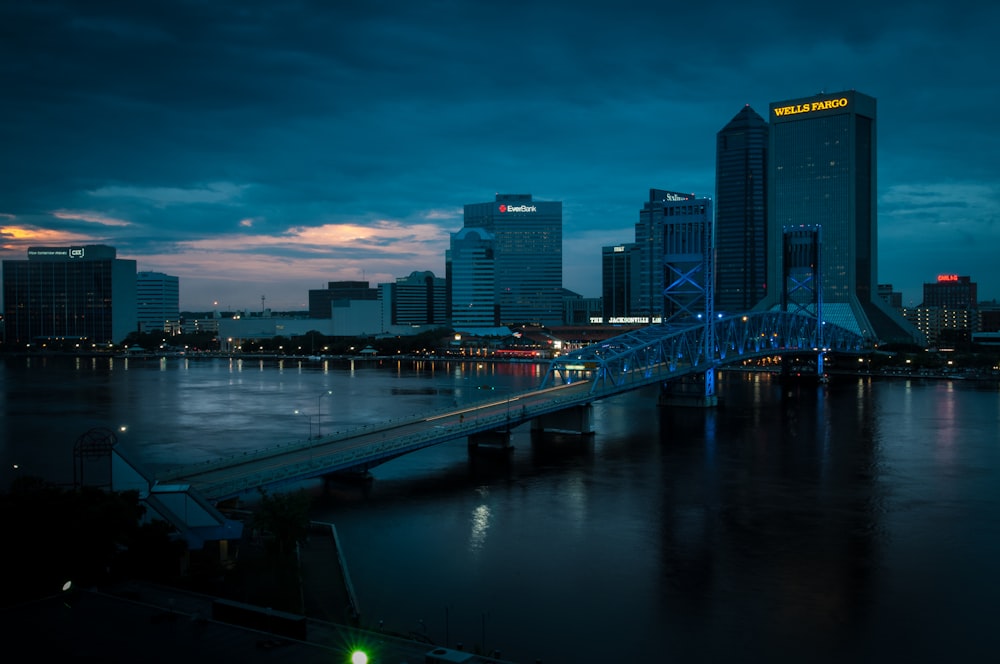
[{"left": 350, "top": 650, "right": 368, "bottom": 664}]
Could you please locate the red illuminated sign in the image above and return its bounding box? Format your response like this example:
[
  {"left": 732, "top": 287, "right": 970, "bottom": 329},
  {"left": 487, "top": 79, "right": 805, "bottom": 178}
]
[{"left": 937, "top": 274, "right": 959, "bottom": 282}]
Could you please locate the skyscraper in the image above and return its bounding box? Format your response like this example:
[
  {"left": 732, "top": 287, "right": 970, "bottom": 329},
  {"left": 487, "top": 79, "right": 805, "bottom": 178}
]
[
  {"left": 601, "top": 243, "right": 641, "bottom": 320},
  {"left": 715, "top": 104, "right": 768, "bottom": 313},
  {"left": 759, "top": 90, "right": 918, "bottom": 344},
  {"left": 136, "top": 271, "right": 179, "bottom": 332},
  {"left": 2, "top": 244, "right": 137, "bottom": 345},
  {"left": 448, "top": 228, "right": 497, "bottom": 328},
  {"left": 463, "top": 194, "right": 562, "bottom": 326}
]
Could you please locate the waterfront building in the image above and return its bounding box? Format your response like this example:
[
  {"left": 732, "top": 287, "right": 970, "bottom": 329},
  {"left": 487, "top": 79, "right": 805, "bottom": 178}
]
[
  {"left": 922, "top": 274, "right": 977, "bottom": 310},
  {"left": 634, "top": 189, "right": 711, "bottom": 319},
  {"left": 379, "top": 271, "right": 447, "bottom": 326},
  {"left": 715, "top": 104, "right": 768, "bottom": 314},
  {"left": 562, "top": 288, "right": 602, "bottom": 326},
  {"left": 136, "top": 271, "right": 179, "bottom": 333},
  {"left": 462, "top": 193, "right": 563, "bottom": 326},
  {"left": 602, "top": 243, "right": 641, "bottom": 319},
  {"left": 978, "top": 301, "right": 1000, "bottom": 334},
  {"left": 903, "top": 305, "right": 974, "bottom": 348},
  {"left": 448, "top": 227, "right": 498, "bottom": 328},
  {"left": 878, "top": 284, "right": 904, "bottom": 310},
  {"left": 902, "top": 275, "right": 980, "bottom": 347},
  {"left": 308, "top": 281, "right": 377, "bottom": 319},
  {"left": 2, "top": 244, "right": 137, "bottom": 346},
  {"left": 758, "top": 90, "right": 919, "bottom": 345}
]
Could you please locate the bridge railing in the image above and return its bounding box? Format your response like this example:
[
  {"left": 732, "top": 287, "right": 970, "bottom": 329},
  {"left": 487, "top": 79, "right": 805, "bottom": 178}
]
[
  {"left": 544, "top": 312, "right": 867, "bottom": 392},
  {"left": 158, "top": 390, "right": 538, "bottom": 485}
]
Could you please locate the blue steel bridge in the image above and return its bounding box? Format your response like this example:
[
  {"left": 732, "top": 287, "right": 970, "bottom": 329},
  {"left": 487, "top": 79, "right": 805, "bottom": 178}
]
[{"left": 149, "top": 310, "right": 866, "bottom": 506}]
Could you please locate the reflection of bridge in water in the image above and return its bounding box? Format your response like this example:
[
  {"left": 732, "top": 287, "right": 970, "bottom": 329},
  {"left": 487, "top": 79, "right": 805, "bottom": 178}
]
[{"left": 153, "top": 311, "right": 865, "bottom": 505}]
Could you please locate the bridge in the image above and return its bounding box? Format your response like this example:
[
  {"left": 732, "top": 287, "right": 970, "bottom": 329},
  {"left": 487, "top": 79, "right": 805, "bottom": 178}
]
[{"left": 150, "top": 311, "right": 865, "bottom": 505}]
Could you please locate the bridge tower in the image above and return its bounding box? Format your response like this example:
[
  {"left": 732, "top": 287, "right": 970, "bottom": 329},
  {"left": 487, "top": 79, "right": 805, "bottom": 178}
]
[
  {"left": 659, "top": 197, "right": 718, "bottom": 406},
  {"left": 780, "top": 225, "right": 826, "bottom": 379}
]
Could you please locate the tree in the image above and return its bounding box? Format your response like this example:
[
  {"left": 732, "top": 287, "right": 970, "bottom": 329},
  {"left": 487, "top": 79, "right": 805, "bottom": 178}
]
[
  {"left": 251, "top": 488, "right": 312, "bottom": 557},
  {"left": 0, "top": 478, "right": 182, "bottom": 606}
]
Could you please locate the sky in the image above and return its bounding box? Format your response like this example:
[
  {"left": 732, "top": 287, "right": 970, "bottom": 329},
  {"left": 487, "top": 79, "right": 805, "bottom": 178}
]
[{"left": 2, "top": 0, "right": 998, "bottom": 312}]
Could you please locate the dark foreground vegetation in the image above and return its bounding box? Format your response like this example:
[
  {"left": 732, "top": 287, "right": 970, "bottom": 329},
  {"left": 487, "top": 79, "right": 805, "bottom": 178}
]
[{"left": 0, "top": 478, "right": 312, "bottom": 615}]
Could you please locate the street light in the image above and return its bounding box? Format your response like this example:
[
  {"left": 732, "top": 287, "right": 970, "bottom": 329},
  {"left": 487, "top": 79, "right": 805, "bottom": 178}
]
[
  {"left": 317, "top": 390, "right": 333, "bottom": 438},
  {"left": 294, "top": 409, "right": 313, "bottom": 439}
]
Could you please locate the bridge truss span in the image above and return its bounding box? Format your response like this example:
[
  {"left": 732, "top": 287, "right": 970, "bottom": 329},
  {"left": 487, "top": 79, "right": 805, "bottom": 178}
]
[{"left": 541, "top": 311, "right": 866, "bottom": 395}]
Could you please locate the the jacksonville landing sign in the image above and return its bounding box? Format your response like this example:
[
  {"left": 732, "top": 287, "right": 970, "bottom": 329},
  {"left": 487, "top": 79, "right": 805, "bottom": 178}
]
[
  {"left": 498, "top": 204, "right": 537, "bottom": 213},
  {"left": 772, "top": 96, "right": 849, "bottom": 118}
]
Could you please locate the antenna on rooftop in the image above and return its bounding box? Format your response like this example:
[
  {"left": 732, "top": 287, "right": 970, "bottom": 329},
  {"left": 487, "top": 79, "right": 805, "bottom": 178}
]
[{"left": 261, "top": 294, "right": 265, "bottom": 312}]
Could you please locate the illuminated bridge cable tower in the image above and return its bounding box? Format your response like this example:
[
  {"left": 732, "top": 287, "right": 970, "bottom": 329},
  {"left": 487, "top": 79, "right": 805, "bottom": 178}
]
[
  {"left": 659, "top": 197, "right": 717, "bottom": 406},
  {"left": 781, "top": 225, "right": 826, "bottom": 377}
]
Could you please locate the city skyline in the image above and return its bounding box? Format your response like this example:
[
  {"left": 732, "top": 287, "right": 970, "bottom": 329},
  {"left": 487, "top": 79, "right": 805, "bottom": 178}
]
[{"left": 2, "top": 1, "right": 999, "bottom": 311}]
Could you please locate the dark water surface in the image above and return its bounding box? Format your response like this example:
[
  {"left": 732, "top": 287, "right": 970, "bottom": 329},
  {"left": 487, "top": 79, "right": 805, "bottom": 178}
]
[{"left": 3, "top": 356, "right": 998, "bottom": 662}]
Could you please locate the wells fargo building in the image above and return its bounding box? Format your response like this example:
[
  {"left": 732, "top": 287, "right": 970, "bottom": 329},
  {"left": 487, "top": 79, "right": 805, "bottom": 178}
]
[
  {"left": 2, "top": 245, "right": 137, "bottom": 346},
  {"left": 760, "top": 90, "right": 918, "bottom": 344}
]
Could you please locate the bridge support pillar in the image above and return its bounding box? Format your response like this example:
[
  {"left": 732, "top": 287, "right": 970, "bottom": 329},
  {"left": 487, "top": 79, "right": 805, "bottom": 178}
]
[
  {"left": 780, "top": 351, "right": 828, "bottom": 383},
  {"left": 468, "top": 429, "right": 513, "bottom": 455},
  {"left": 530, "top": 404, "right": 595, "bottom": 436},
  {"left": 659, "top": 372, "right": 720, "bottom": 408}
]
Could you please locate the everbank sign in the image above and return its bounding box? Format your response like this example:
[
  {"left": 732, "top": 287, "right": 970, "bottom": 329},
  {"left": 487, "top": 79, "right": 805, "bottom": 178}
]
[{"left": 499, "top": 204, "right": 537, "bottom": 213}]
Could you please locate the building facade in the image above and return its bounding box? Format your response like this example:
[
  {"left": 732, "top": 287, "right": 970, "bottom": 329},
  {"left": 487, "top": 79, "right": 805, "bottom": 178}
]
[
  {"left": 448, "top": 227, "right": 498, "bottom": 328},
  {"left": 902, "top": 275, "right": 979, "bottom": 347},
  {"left": 379, "top": 270, "right": 447, "bottom": 326},
  {"left": 715, "top": 104, "right": 768, "bottom": 313},
  {"left": 2, "top": 245, "right": 137, "bottom": 345},
  {"left": 922, "top": 274, "right": 977, "bottom": 310},
  {"left": 601, "top": 243, "right": 641, "bottom": 319},
  {"left": 759, "top": 90, "right": 918, "bottom": 345},
  {"left": 308, "top": 281, "right": 377, "bottom": 319},
  {"left": 136, "top": 271, "right": 180, "bottom": 333},
  {"left": 463, "top": 193, "right": 563, "bottom": 326}
]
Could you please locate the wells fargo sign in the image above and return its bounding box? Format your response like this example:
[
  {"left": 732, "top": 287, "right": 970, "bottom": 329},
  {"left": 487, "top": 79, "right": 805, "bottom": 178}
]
[{"left": 773, "top": 97, "right": 849, "bottom": 118}]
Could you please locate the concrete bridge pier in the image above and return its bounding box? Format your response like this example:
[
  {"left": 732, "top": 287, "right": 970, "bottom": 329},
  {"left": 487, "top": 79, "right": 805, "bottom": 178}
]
[
  {"left": 658, "top": 370, "right": 720, "bottom": 408},
  {"left": 530, "top": 404, "right": 595, "bottom": 437},
  {"left": 468, "top": 429, "right": 514, "bottom": 455}
]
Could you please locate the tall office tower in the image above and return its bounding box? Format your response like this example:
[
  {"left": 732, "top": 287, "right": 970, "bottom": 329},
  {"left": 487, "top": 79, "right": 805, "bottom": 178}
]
[
  {"left": 448, "top": 228, "right": 498, "bottom": 328},
  {"left": 715, "top": 104, "right": 768, "bottom": 313},
  {"left": 2, "top": 245, "right": 137, "bottom": 345},
  {"left": 921, "top": 274, "right": 977, "bottom": 309},
  {"left": 381, "top": 270, "right": 447, "bottom": 325},
  {"left": 760, "top": 90, "right": 918, "bottom": 344},
  {"left": 601, "top": 243, "right": 642, "bottom": 320},
  {"left": 136, "top": 271, "right": 180, "bottom": 332},
  {"left": 463, "top": 193, "right": 563, "bottom": 326},
  {"left": 634, "top": 189, "right": 711, "bottom": 319}
]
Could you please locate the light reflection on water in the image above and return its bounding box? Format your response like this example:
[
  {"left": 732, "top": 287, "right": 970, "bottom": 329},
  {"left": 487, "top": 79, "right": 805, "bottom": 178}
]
[{"left": 2, "top": 357, "right": 999, "bottom": 662}]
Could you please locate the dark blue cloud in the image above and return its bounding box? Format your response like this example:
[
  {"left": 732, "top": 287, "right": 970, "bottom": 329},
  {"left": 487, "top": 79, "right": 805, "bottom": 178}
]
[{"left": 2, "top": 0, "right": 999, "bottom": 309}]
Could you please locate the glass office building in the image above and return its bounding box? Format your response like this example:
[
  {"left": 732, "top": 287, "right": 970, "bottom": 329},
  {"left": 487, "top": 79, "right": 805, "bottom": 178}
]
[
  {"left": 2, "top": 244, "right": 137, "bottom": 346},
  {"left": 463, "top": 194, "right": 562, "bottom": 326},
  {"left": 136, "top": 271, "right": 179, "bottom": 332},
  {"left": 601, "top": 243, "right": 641, "bottom": 320},
  {"left": 760, "top": 90, "right": 919, "bottom": 344},
  {"left": 448, "top": 228, "right": 498, "bottom": 328},
  {"left": 715, "top": 104, "right": 768, "bottom": 313}
]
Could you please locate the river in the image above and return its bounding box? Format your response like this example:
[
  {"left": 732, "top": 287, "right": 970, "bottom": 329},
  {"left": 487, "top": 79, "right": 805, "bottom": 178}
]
[{"left": 2, "top": 355, "right": 998, "bottom": 662}]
